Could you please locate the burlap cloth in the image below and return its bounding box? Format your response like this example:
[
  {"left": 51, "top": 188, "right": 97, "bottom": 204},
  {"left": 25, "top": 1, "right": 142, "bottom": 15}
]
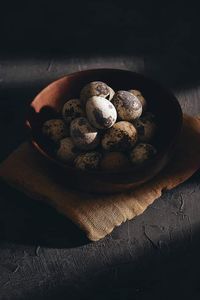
[{"left": 0, "top": 115, "right": 199, "bottom": 241}]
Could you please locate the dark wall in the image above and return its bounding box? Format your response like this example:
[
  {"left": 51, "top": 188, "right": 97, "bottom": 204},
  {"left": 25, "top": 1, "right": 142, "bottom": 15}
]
[
  {"left": 1, "top": 1, "right": 200, "bottom": 97},
  {"left": 1, "top": 1, "right": 199, "bottom": 56}
]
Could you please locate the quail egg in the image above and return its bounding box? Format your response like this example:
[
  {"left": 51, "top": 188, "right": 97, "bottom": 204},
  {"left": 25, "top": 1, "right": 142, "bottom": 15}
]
[
  {"left": 62, "top": 99, "right": 85, "bottom": 124},
  {"left": 133, "top": 117, "right": 156, "bottom": 142},
  {"left": 80, "top": 81, "right": 114, "bottom": 106},
  {"left": 112, "top": 91, "right": 142, "bottom": 121},
  {"left": 128, "top": 89, "right": 147, "bottom": 111},
  {"left": 86, "top": 96, "right": 117, "bottom": 129},
  {"left": 70, "top": 117, "right": 99, "bottom": 150},
  {"left": 101, "top": 152, "right": 129, "bottom": 171},
  {"left": 101, "top": 121, "right": 137, "bottom": 151},
  {"left": 130, "top": 143, "right": 157, "bottom": 164},
  {"left": 74, "top": 151, "right": 102, "bottom": 170},
  {"left": 42, "top": 119, "right": 69, "bottom": 143},
  {"left": 57, "top": 137, "right": 79, "bottom": 163},
  {"left": 108, "top": 87, "right": 115, "bottom": 100}
]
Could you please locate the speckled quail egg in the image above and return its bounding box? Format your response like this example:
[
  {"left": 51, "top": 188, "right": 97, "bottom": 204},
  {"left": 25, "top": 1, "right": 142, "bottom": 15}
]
[
  {"left": 74, "top": 151, "right": 102, "bottom": 171},
  {"left": 56, "top": 137, "right": 79, "bottom": 163},
  {"left": 101, "top": 121, "right": 137, "bottom": 151},
  {"left": 80, "top": 81, "right": 114, "bottom": 106},
  {"left": 133, "top": 117, "right": 156, "bottom": 142},
  {"left": 130, "top": 143, "right": 157, "bottom": 164},
  {"left": 70, "top": 117, "right": 99, "bottom": 150},
  {"left": 128, "top": 89, "right": 147, "bottom": 111},
  {"left": 101, "top": 152, "right": 129, "bottom": 171},
  {"left": 112, "top": 91, "right": 142, "bottom": 121},
  {"left": 86, "top": 96, "right": 117, "bottom": 129},
  {"left": 42, "top": 119, "right": 69, "bottom": 143},
  {"left": 108, "top": 87, "right": 115, "bottom": 100},
  {"left": 62, "top": 99, "right": 85, "bottom": 124}
]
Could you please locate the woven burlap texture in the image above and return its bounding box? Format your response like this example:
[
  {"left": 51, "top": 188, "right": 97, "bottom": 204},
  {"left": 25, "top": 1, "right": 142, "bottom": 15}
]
[{"left": 0, "top": 115, "right": 200, "bottom": 241}]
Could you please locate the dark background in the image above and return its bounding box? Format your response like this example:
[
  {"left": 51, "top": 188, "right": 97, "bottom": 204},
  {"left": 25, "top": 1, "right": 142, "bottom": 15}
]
[
  {"left": 0, "top": 1, "right": 200, "bottom": 299},
  {"left": 1, "top": 1, "right": 200, "bottom": 96}
]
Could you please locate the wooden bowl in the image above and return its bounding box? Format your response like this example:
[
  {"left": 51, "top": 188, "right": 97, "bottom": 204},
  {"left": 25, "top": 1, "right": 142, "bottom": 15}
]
[{"left": 26, "top": 69, "right": 182, "bottom": 194}]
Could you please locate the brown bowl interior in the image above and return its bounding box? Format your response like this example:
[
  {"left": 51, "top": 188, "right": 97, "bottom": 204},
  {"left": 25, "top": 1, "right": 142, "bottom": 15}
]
[{"left": 26, "top": 69, "right": 182, "bottom": 193}]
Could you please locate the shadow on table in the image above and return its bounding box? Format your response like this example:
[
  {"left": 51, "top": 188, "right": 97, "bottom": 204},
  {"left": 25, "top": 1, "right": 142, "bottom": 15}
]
[
  {"left": 0, "top": 169, "right": 199, "bottom": 250},
  {"left": 0, "top": 180, "right": 89, "bottom": 248},
  {"left": 6, "top": 180, "right": 200, "bottom": 300},
  {"left": 0, "top": 169, "right": 199, "bottom": 299}
]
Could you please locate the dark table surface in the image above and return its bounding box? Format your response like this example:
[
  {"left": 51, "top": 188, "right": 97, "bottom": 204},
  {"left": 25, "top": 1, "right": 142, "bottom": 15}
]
[
  {"left": 0, "top": 59, "right": 200, "bottom": 300},
  {"left": 1, "top": 2, "right": 200, "bottom": 300}
]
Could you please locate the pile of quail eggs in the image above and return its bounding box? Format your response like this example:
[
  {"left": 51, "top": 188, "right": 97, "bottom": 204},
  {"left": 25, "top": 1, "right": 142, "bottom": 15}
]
[{"left": 42, "top": 81, "right": 157, "bottom": 171}]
